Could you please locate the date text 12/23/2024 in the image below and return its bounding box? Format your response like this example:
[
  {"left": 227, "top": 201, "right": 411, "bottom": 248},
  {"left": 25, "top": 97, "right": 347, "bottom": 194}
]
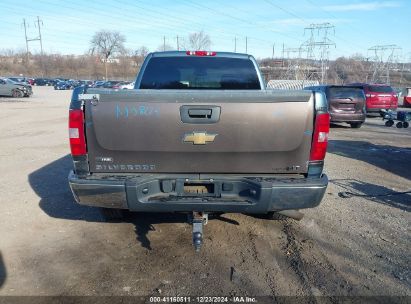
[{"left": 149, "top": 296, "right": 257, "bottom": 303}]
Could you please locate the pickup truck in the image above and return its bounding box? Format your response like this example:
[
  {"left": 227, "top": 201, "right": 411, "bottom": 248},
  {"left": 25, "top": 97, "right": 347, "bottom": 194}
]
[{"left": 68, "top": 51, "right": 329, "bottom": 250}]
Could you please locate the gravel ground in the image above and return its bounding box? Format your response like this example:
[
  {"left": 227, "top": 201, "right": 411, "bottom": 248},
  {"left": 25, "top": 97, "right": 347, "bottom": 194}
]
[{"left": 0, "top": 87, "right": 409, "bottom": 298}]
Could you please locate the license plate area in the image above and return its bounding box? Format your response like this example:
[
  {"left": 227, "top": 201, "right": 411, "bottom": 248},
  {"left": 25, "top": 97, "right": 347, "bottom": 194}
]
[
  {"left": 177, "top": 180, "right": 219, "bottom": 197},
  {"left": 184, "top": 183, "right": 215, "bottom": 195},
  {"left": 338, "top": 103, "right": 355, "bottom": 111}
]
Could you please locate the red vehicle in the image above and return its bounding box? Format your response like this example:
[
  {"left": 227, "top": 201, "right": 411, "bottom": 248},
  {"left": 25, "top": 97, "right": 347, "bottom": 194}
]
[
  {"left": 404, "top": 88, "right": 411, "bottom": 108},
  {"left": 348, "top": 83, "right": 398, "bottom": 113}
]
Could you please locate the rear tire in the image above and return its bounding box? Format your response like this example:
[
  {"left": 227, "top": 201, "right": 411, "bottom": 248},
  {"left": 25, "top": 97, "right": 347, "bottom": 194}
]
[
  {"left": 396, "top": 122, "right": 403, "bottom": 128},
  {"left": 99, "top": 208, "right": 125, "bottom": 221},
  {"left": 350, "top": 122, "right": 362, "bottom": 128},
  {"left": 403, "top": 122, "right": 409, "bottom": 128}
]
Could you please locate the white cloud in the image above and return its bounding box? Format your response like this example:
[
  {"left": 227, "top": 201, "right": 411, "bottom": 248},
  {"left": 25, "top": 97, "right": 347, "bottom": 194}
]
[{"left": 324, "top": 1, "right": 401, "bottom": 12}]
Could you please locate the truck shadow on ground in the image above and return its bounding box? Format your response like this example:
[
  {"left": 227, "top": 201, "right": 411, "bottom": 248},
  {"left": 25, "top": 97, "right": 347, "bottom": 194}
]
[
  {"left": 328, "top": 140, "right": 411, "bottom": 181},
  {"left": 28, "top": 154, "right": 101, "bottom": 222},
  {"left": 28, "top": 154, "right": 238, "bottom": 250},
  {"left": 126, "top": 213, "right": 238, "bottom": 250},
  {"left": 330, "top": 178, "right": 410, "bottom": 212},
  {"left": 0, "top": 252, "right": 6, "bottom": 289}
]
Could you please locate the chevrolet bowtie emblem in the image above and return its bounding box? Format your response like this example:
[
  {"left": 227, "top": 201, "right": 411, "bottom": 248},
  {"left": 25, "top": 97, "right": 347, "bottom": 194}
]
[{"left": 183, "top": 132, "right": 218, "bottom": 145}]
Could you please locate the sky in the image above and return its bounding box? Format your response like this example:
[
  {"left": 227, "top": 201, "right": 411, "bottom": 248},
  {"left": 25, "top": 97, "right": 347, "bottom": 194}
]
[{"left": 1, "top": 0, "right": 410, "bottom": 60}]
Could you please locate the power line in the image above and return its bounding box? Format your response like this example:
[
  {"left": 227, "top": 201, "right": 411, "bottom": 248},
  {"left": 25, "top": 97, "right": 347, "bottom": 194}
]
[
  {"left": 180, "top": 0, "right": 301, "bottom": 42},
  {"left": 0, "top": 3, "right": 238, "bottom": 52},
  {"left": 2, "top": 0, "right": 301, "bottom": 56},
  {"left": 264, "top": 0, "right": 367, "bottom": 53},
  {"left": 304, "top": 0, "right": 380, "bottom": 49},
  {"left": 263, "top": 0, "right": 306, "bottom": 23}
]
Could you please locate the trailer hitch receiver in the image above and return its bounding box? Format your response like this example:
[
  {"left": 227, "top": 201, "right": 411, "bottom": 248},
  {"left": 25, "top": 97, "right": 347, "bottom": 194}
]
[{"left": 191, "top": 212, "right": 208, "bottom": 252}]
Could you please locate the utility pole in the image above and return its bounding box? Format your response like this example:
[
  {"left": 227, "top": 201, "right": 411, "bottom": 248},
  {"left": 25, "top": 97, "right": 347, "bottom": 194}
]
[
  {"left": 234, "top": 37, "right": 237, "bottom": 53},
  {"left": 176, "top": 36, "right": 180, "bottom": 51},
  {"left": 272, "top": 44, "right": 275, "bottom": 59},
  {"left": 22, "top": 19, "right": 29, "bottom": 64},
  {"left": 34, "top": 16, "right": 44, "bottom": 76},
  {"left": 35, "top": 16, "right": 44, "bottom": 55},
  {"left": 23, "top": 16, "right": 44, "bottom": 72},
  {"left": 245, "top": 37, "right": 248, "bottom": 53},
  {"left": 163, "top": 36, "right": 166, "bottom": 51}
]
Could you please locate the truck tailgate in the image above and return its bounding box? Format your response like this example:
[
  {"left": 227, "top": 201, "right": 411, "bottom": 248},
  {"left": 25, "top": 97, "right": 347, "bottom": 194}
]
[{"left": 83, "top": 89, "right": 314, "bottom": 174}]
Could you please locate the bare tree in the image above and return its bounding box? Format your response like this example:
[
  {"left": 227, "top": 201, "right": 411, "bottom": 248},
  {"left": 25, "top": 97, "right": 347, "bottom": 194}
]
[
  {"left": 132, "top": 46, "right": 149, "bottom": 68},
  {"left": 90, "top": 30, "right": 126, "bottom": 80},
  {"left": 187, "top": 31, "right": 211, "bottom": 50},
  {"left": 136, "top": 46, "right": 149, "bottom": 57}
]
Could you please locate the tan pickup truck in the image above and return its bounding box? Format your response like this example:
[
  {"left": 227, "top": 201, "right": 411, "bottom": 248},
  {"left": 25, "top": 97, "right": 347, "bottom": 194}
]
[{"left": 68, "top": 51, "right": 329, "bottom": 250}]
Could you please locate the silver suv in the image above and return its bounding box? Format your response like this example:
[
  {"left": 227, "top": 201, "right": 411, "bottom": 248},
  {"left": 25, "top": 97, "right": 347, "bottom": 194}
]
[{"left": 0, "top": 78, "right": 33, "bottom": 97}]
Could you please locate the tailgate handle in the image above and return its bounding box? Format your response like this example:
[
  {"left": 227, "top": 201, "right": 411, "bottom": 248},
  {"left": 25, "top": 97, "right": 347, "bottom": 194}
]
[
  {"left": 188, "top": 109, "right": 212, "bottom": 118},
  {"left": 180, "top": 106, "right": 221, "bottom": 124}
]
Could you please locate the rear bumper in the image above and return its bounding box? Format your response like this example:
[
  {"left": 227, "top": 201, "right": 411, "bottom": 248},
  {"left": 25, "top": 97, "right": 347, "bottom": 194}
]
[
  {"left": 330, "top": 112, "right": 365, "bottom": 123},
  {"left": 367, "top": 106, "right": 397, "bottom": 112},
  {"left": 68, "top": 171, "right": 328, "bottom": 213}
]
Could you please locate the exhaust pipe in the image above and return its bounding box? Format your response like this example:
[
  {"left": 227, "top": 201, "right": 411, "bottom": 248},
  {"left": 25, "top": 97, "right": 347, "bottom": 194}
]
[{"left": 277, "top": 210, "right": 304, "bottom": 221}]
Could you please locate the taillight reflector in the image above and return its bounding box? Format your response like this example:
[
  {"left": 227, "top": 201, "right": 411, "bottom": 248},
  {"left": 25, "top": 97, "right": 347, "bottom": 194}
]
[
  {"left": 310, "top": 113, "right": 330, "bottom": 161},
  {"left": 186, "top": 50, "right": 217, "bottom": 56},
  {"left": 69, "top": 109, "right": 86, "bottom": 156}
]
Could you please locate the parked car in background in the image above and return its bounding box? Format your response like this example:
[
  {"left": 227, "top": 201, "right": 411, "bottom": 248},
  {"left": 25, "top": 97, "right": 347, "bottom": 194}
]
[
  {"left": 103, "top": 80, "right": 122, "bottom": 89},
  {"left": 404, "top": 87, "right": 411, "bottom": 108},
  {"left": 33, "top": 78, "right": 53, "bottom": 86},
  {"left": 93, "top": 81, "right": 106, "bottom": 88},
  {"left": 348, "top": 83, "right": 397, "bottom": 113},
  {"left": 68, "top": 80, "right": 81, "bottom": 88},
  {"left": 305, "top": 85, "right": 366, "bottom": 128},
  {"left": 27, "top": 78, "right": 34, "bottom": 85},
  {"left": 119, "top": 81, "right": 135, "bottom": 89},
  {"left": 0, "top": 78, "right": 32, "bottom": 97},
  {"left": 80, "top": 80, "right": 94, "bottom": 87},
  {"left": 54, "top": 80, "right": 71, "bottom": 90}
]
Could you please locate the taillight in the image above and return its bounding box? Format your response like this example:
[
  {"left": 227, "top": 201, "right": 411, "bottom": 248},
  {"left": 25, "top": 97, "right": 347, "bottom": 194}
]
[
  {"left": 186, "top": 51, "right": 216, "bottom": 56},
  {"left": 69, "top": 109, "right": 86, "bottom": 156},
  {"left": 310, "top": 113, "right": 330, "bottom": 161}
]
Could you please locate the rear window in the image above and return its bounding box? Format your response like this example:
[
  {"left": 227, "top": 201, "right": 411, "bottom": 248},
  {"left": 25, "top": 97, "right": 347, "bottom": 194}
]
[
  {"left": 327, "top": 87, "right": 365, "bottom": 99},
  {"left": 139, "top": 56, "right": 261, "bottom": 90},
  {"left": 368, "top": 85, "right": 393, "bottom": 93}
]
